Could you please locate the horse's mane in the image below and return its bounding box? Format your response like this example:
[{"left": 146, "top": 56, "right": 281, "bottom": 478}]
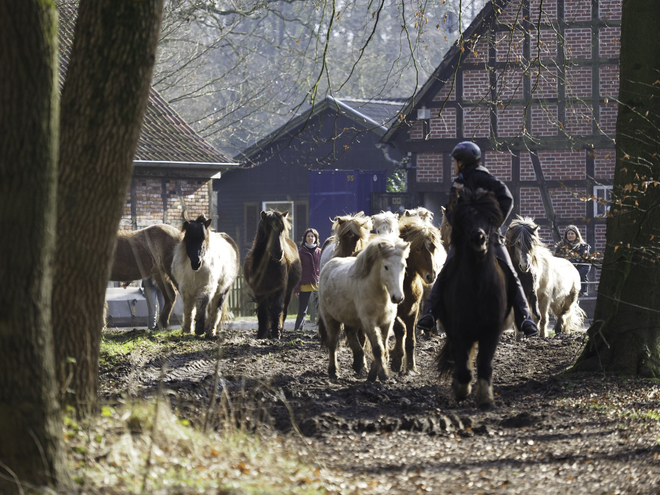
[
  {"left": 352, "top": 237, "right": 409, "bottom": 278},
  {"left": 403, "top": 207, "right": 434, "bottom": 224},
  {"left": 454, "top": 189, "right": 504, "bottom": 230},
  {"left": 398, "top": 215, "right": 442, "bottom": 250},
  {"left": 506, "top": 215, "right": 553, "bottom": 263},
  {"left": 253, "top": 209, "right": 291, "bottom": 245},
  {"left": 332, "top": 212, "right": 372, "bottom": 237}
]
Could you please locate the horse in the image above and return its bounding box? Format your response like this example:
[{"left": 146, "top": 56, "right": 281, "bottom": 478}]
[
  {"left": 505, "top": 216, "right": 585, "bottom": 338},
  {"left": 319, "top": 211, "right": 372, "bottom": 271},
  {"left": 172, "top": 215, "right": 240, "bottom": 338},
  {"left": 403, "top": 206, "right": 434, "bottom": 224},
  {"left": 390, "top": 215, "right": 445, "bottom": 373},
  {"left": 318, "top": 236, "right": 410, "bottom": 382},
  {"left": 435, "top": 190, "right": 512, "bottom": 409},
  {"left": 372, "top": 211, "right": 399, "bottom": 236},
  {"left": 110, "top": 224, "right": 182, "bottom": 329},
  {"left": 243, "top": 210, "right": 302, "bottom": 339}
]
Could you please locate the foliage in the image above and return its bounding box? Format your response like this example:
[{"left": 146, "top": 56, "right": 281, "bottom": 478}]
[{"left": 386, "top": 168, "right": 406, "bottom": 193}]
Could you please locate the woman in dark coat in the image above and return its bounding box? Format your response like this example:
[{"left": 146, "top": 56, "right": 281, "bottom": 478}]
[
  {"left": 554, "top": 225, "right": 591, "bottom": 295},
  {"left": 294, "top": 228, "right": 322, "bottom": 331}
]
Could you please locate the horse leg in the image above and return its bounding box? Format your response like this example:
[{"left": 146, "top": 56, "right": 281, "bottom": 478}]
[
  {"left": 205, "top": 290, "right": 226, "bottom": 338},
  {"left": 195, "top": 294, "right": 209, "bottom": 336},
  {"left": 345, "top": 326, "right": 366, "bottom": 375},
  {"left": 256, "top": 298, "right": 269, "bottom": 339},
  {"left": 153, "top": 273, "right": 176, "bottom": 329},
  {"left": 475, "top": 335, "right": 499, "bottom": 410},
  {"left": 451, "top": 340, "right": 474, "bottom": 402},
  {"left": 404, "top": 311, "right": 419, "bottom": 373},
  {"left": 268, "top": 291, "right": 285, "bottom": 339},
  {"left": 366, "top": 326, "right": 389, "bottom": 382},
  {"left": 325, "top": 319, "right": 342, "bottom": 380},
  {"left": 181, "top": 292, "right": 195, "bottom": 335},
  {"left": 390, "top": 316, "right": 406, "bottom": 373}
]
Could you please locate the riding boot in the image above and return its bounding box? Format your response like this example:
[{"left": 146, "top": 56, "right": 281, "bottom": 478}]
[{"left": 493, "top": 244, "right": 538, "bottom": 337}]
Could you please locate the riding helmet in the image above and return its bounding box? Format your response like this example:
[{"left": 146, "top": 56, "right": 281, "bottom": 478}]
[{"left": 451, "top": 141, "right": 481, "bottom": 165}]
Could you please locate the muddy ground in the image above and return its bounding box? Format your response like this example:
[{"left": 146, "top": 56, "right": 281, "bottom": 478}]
[{"left": 101, "top": 321, "right": 660, "bottom": 494}]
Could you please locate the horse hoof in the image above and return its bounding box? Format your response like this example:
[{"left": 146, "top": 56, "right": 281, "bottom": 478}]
[
  {"left": 477, "top": 401, "right": 495, "bottom": 411},
  {"left": 367, "top": 369, "right": 378, "bottom": 382},
  {"left": 453, "top": 382, "right": 472, "bottom": 402}
]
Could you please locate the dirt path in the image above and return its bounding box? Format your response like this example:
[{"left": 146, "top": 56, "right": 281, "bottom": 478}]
[{"left": 100, "top": 322, "right": 660, "bottom": 494}]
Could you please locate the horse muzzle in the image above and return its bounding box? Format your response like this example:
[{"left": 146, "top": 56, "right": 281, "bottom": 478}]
[
  {"left": 189, "top": 259, "right": 202, "bottom": 271},
  {"left": 469, "top": 229, "right": 489, "bottom": 253},
  {"left": 391, "top": 294, "right": 405, "bottom": 305}
]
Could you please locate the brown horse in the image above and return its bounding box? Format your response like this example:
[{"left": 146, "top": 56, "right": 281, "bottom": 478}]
[
  {"left": 244, "top": 210, "right": 302, "bottom": 339},
  {"left": 109, "top": 224, "right": 182, "bottom": 329},
  {"left": 390, "top": 215, "right": 445, "bottom": 373}
]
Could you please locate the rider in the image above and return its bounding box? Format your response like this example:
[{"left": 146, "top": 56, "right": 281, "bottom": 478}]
[{"left": 416, "top": 141, "right": 539, "bottom": 338}]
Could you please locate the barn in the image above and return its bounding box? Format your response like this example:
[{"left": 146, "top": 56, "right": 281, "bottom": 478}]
[
  {"left": 215, "top": 96, "right": 407, "bottom": 257},
  {"left": 382, "top": 0, "right": 622, "bottom": 293}
]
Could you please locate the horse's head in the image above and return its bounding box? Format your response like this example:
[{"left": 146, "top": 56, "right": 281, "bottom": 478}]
[
  {"left": 372, "top": 211, "right": 399, "bottom": 236},
  {"left": 398, "top": 215, "right": 443, "bottom": 283},
  {"left": 333, "top": 212, "right": 373, "bottom": 255},
  {"left": 182, "top": 214, "right": 212, "bottom": 271},
  {"left": 260, "top": 209, "right": 291, "bottom": 237},
  {"left": 379, "top": 238, "right": 410, "bottom": 304},
  {"left": 452, "top": 189, "right": 503, "bottom": 258},
  {"left": 505, "top": 216, "right": 540, "bottom": 273}
]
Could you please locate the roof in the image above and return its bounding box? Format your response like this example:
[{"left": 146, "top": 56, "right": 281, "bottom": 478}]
[
  {"left": 57, "top": 3, "right": 236, "bottom": 171},
  {"left": 235, "top": 95, "right": 406, "bottom": 164},
  {"left": 381, "top": 0, "right": 509, "bottom": 144}
]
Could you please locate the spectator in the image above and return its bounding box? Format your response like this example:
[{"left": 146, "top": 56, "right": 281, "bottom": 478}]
[
  {"left": 294, "top": 228, "right": 321, "bottom": 331},
  {"left": 554, "top": 225, "right": 591, "bottom": 296}
]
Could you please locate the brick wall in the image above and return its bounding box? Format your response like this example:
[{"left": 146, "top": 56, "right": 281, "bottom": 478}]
[
  {"left": 565, "top": 0, "right": 591, "bottom": 22},
  {"left": 593, "top": 148, "right": 616, "bottom": 178},
  {"left": 550, "top": 186, "right": 588, "bottom": 218},
  {"left": 531, "top": 104, "right": 559, "bottom": 136},
  {"left": 433, "top": 80, "right": 457, "bottom": 102},
  {"left": 529, "top": 66, "right": 559, "bottom": 99},
  {"left": 497, "top": 105, "right": 525, "bottom": 137},
  {"left": 409, "top": 121, "right": 424, "bottom": 140},
  {"left": 430, "top": 108, "right": 457, "bottom": 138},
  {"left": 599, "top": 65, "right": 619, "bottom": 98},
  {"left": 495, "top": 29, "right": 525, "bottom": 62},
  {"left": 594, "top": 224, "right": 608, "bottom": 254},
  {"left": 539, "top": 149, "right": 585, "bottom": 180},
  {"left": 565, "top": 102, "right": 594, "bottom": 135},
  {"left": 463, "top": 106, "right": 490, "bottom": 138},
  {"left": 416, "top": 153, "right": 443, "bottom": 183},
  {"left": 520, "top": 187, "right": 546, "bottom": 217},
  {"left": 520, "top": 152, "right": 537, "bottom": 181},
  {"left": 464, "top": 38, "right": 489, "bottom": 65},
  {"left": 598, "top": 102, "right": 618, "bottom": 136},
  {"left": 496, "top": 68, "right": 524, "bottom": 100},
  {"left": 463, "top": 70, "right": 490, "bottom": 100},
  {"left": 599, "top": 27, "right": 620, "bottom": 59},
  {"left": 564, "top": 28, "right": 592, "bottom": 60},
  {"left": 565, "top": 65, "right": 592, "bottom": 99},
  {"left": 600, "top": 0, "right": 622, "bottom": 20},
  {"left": 529, "top": 29, "right": 559, "bottom": 60},
  {"left": 530, "top": 0, "right": 558, "bottom": 22},
  {"left": 484, "top": 151, "right": 512, "bottom": 181}
]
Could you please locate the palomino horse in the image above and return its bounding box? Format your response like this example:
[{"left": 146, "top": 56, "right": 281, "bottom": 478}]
[
  {"left": 319, "top": 236, "right": 410, "bottom": 382},
  {"left": 172, "top": 215, "right": 240, "bottom": 338},
  {"left": 319, "top": 211, "right": 373, "bottom": 271},
  {"left": 390, "top": 215, "right": 445, "bottom": 373},
  {"left": 243, "top": 210, "right": 302, "bottom": 339},
  {"left": 505, "top": 216, "right": 585, "bottom": 338},
  {"left": 436, "top": 190, "right": 512, "bottom": 409},
  {"left": 110, "top": 224, "right": 182, "bottom": 329}
]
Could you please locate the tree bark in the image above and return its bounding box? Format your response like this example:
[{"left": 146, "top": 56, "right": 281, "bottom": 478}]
[
  {"left": 572, "top": 0, "right": 660, "bottom": 376},
  {"left": 52, "top": 0, "right": 164, "bottom": 412},
  {"left": 0, "top": 1, "right": 69, "bottom": 492}
]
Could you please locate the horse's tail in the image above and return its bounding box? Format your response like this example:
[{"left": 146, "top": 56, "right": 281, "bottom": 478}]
[
  {"left": 564, "top": 302, "right": 587, "bottom": 333},
  {"left": 435, "top": 337, "right": 454, "bottom": 380}
]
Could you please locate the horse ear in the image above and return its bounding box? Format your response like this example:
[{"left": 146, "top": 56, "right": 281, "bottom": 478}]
[
  {"left": 260, "top": 210, "right": 267, "bottom": 220},
  {"left": 182, "top": 221, "right": 190, "bottom": 231},
  {"left": 204, "top": 217, "right": 212, "bottom": 228},
  {"left": 533, "top": 225, "right": 540, "bottom": 233},
  {"left": 281, "top": 211, "right": 289, "bottom": 217}
]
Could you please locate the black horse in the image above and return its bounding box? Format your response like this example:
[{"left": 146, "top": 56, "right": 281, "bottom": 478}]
[{"left": 435, "top": 189, "right": 513, "bottom": 409}]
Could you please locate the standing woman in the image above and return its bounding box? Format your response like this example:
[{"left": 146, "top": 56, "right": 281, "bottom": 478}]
[
  {"left": 294, "top": 228, "right": 322, "bottom": 331},
  {"left": 554, "top": 225, "right": 591, "bottom": 295}
]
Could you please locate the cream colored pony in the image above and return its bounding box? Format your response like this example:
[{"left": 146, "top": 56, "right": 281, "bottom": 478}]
[
  {"left": 318, "top": 236, "right": 410, "bottom": 382},
  {"left": 371, "top": 211, "right": 399, "bottom": 236}
]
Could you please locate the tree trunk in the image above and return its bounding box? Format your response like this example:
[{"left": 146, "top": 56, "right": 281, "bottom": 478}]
[
  {"left": 52, "top": 0, "right": 164, "bottom": 412},
  {"left": 0, "top": 2, "right": 69, "bottom": 492},
  {"left": 572, "top": 0, "right": 660, "bottom": 376}
]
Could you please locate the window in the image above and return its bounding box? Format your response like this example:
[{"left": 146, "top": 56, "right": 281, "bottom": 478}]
[
  {"left": 262, "top": 201, "right": 295, "bottom": 239},
  {"left": 593, "top": 185, "right": 612, "bottom": 217}
]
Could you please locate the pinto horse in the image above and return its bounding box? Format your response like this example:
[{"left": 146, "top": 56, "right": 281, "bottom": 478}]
[
  {"left": 505, "top": 216, "right": 585, "bottom": 338},
  {"left": 243, "top": 210, "right": 302, "bottom": 339},
  {"left": 172, "top": 215, "right": 240, "bottom": 338},
  {"left": 390, "top": 215, "right": 445, "bottom": 373},
  {"left": 110, "top": 224, "right": 182, "bottom": 329},
  {"left": 319, "top": 236, "right": 410, "bottom": 382},
  {"left": 435, "top": 190, "right": 512, "bottom": 409}
]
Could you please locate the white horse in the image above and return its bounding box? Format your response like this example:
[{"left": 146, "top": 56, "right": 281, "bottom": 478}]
[
  {"left": 505, "top": 216, "right": 586, "bottom": 338},
  {"left": 318, "top": 236, "right": 410, "bottom": 382},
  {"left": 403, "top": 206, "right": 434, "bottom": 224},
  {"left": 371, "top": 211, "right": 399, "bottom": 236},
  {"left": 172, "top": 215, "right": 240, "bottom": 338}
]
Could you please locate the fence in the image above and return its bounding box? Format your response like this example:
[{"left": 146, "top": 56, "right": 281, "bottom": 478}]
[{"left": 226, "top": 270, "right": 300, "bottom": 317}]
